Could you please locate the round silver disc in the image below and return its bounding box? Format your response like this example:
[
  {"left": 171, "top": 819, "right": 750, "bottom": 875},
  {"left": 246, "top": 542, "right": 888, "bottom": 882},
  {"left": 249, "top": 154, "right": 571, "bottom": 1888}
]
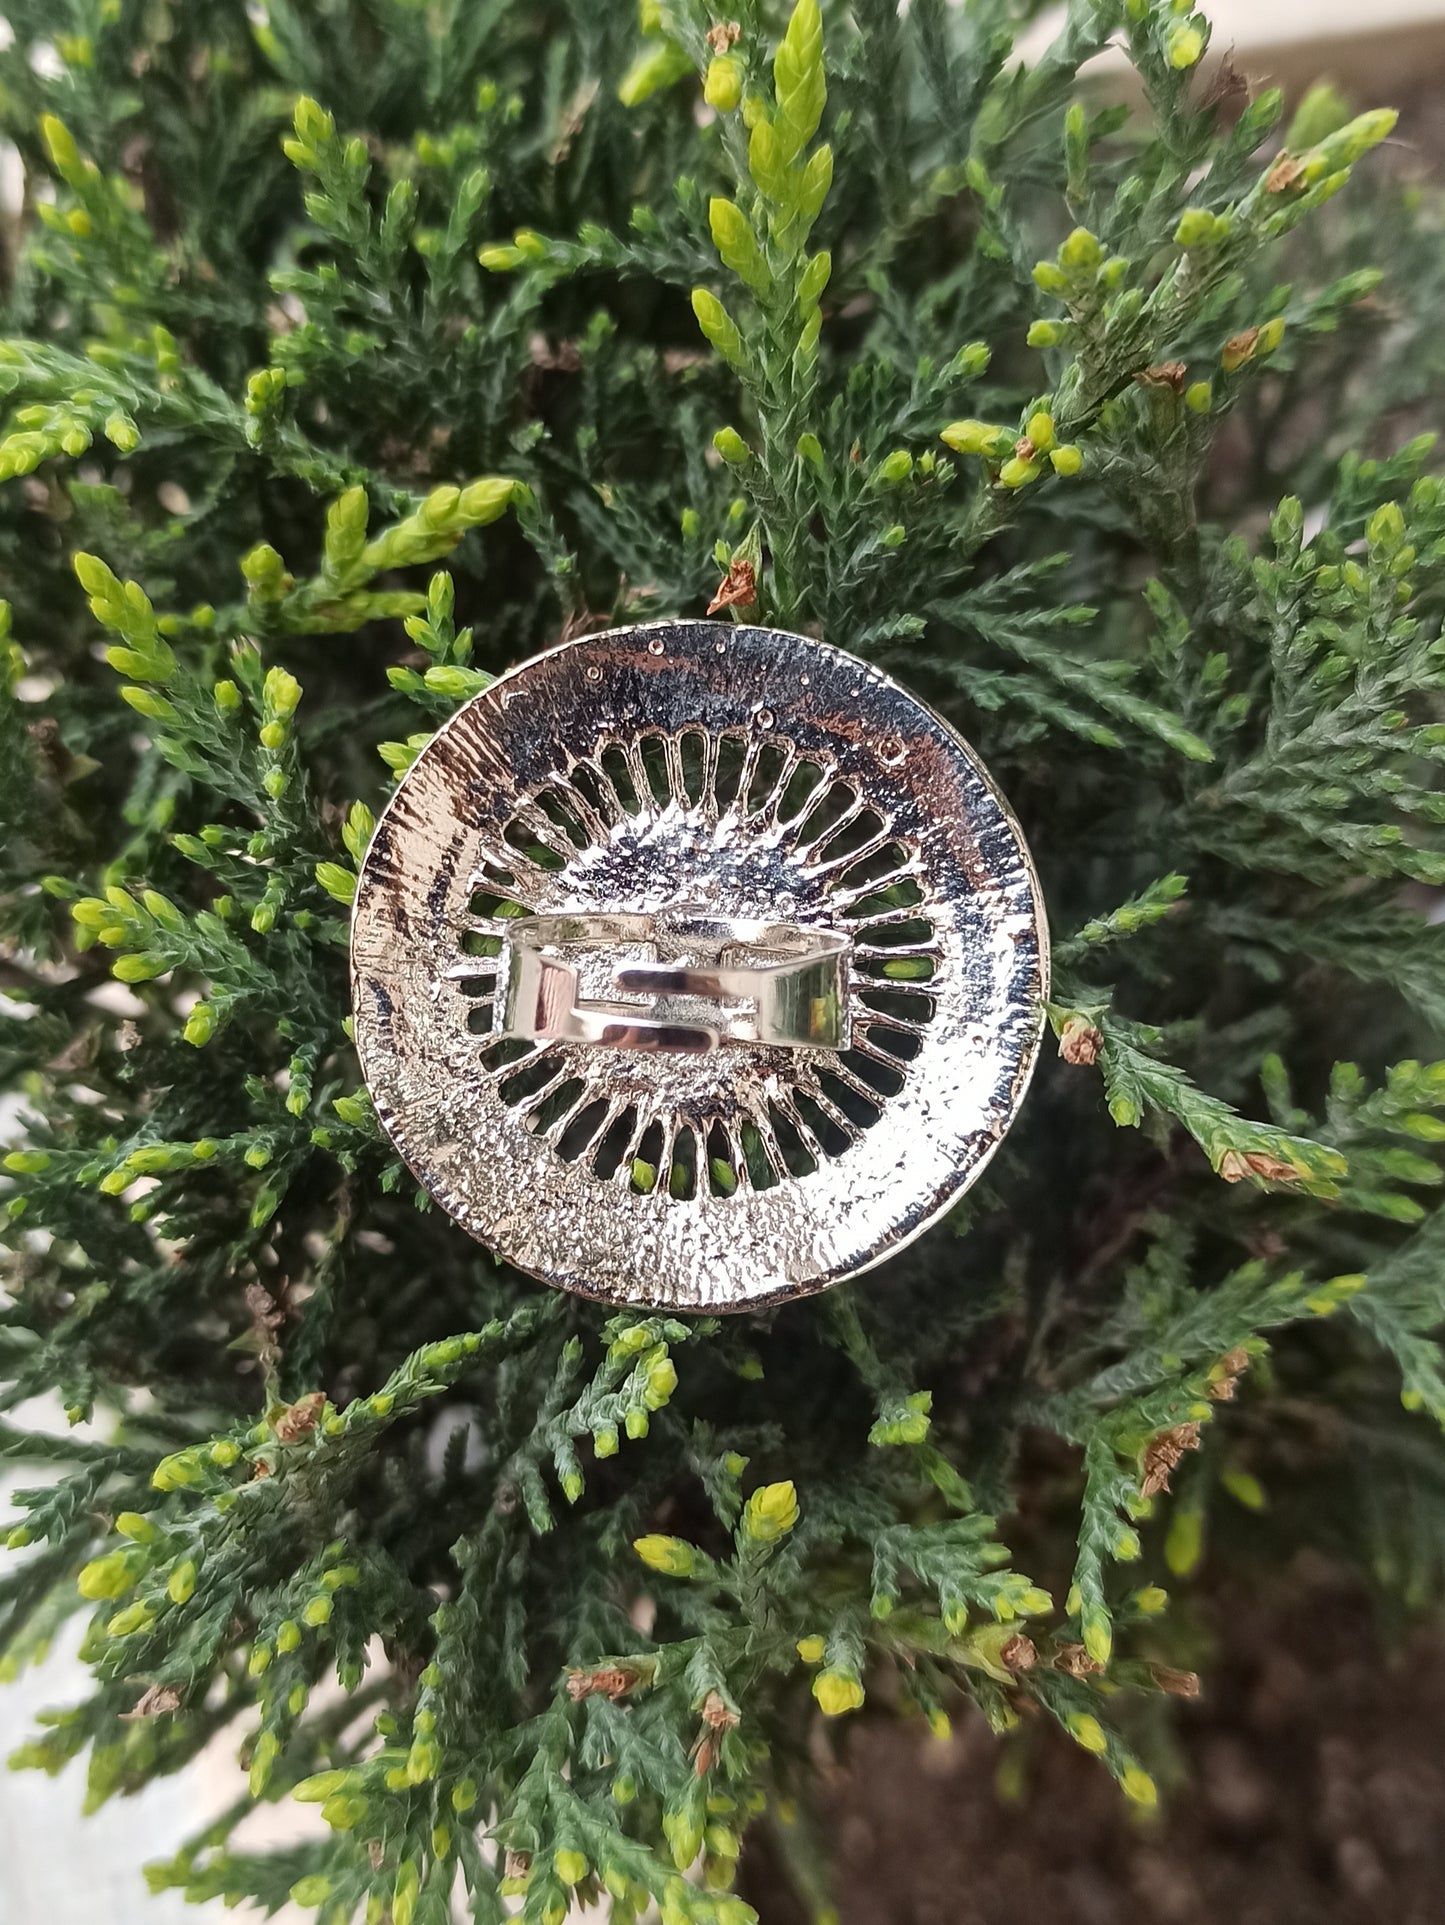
[{"left": 350, "top": 620, "right": 1048, "bottom": 1310}]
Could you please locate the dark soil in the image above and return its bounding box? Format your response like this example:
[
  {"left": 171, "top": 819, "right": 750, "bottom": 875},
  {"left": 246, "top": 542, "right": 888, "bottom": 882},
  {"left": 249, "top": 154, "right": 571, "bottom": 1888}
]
[{"left": 741, "top": 1557, "right": 1445, "bottom": 1925}]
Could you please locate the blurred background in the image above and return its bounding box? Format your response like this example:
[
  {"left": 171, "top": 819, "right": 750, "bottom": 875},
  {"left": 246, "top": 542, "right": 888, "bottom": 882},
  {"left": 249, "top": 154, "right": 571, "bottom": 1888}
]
[{"left": 5, "top": 3, "right": 1445, "bottom": 1923}]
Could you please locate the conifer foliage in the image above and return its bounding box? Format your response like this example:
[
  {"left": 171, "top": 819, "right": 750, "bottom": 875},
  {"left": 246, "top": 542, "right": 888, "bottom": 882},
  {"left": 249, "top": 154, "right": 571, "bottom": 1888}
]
[{"left": 2, "top": 1, "right": 1445, "bottom": 1919}]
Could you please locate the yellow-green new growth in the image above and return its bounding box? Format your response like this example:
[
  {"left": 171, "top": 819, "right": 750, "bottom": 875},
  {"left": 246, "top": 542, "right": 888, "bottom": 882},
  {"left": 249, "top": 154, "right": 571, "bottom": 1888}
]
[
  {"left": 554, "top": 1849, "right": 589, "bottom": 1886},
  {"left": 1067, "top": 1713, "right": 1109, "bottom": 1754},
  {"left": 708, "top": 198, "right": 770, "bottom": 294},
  {"left": 634, "top": 1534, "right": 698, "bottom": 1577},
  {"left": 618, "top": 35, "right": 692, "bottom": 107},
  {"left": 743, "top": 1479, "right": 799, "bottom": 1542},
  {"left": 812, "top": 1669, "right": 864, "bottom": 1716},
  {"left": 704, "top": 57, "right": 743, "bottom": 113},
  {"left": 77, "top": 1552, "right": 137, "bottom": 1600},
  {"left": 691, "top": 288, "right": 746, "bottom": 367},
  {"left": 1167, "top": 22, "right": 1205, "bottom": 68},
  {"left": 772, "top": 0, "right": 826, "bottom": 161},
  {"left": 940, "top": 420, "right": 1012, "bottom": 459}
]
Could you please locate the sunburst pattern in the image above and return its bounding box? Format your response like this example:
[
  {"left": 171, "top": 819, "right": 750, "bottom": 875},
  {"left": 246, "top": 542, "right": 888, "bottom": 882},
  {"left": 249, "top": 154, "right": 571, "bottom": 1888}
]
[{"left": 448, "top": 724, "right": 943, "bottom": 1200}]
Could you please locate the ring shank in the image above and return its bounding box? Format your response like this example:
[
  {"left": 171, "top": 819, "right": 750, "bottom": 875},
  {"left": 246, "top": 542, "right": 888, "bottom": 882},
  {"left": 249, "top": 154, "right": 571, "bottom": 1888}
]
[{"left": 495, "top": 911, "right": 851, "bottom": 1052}]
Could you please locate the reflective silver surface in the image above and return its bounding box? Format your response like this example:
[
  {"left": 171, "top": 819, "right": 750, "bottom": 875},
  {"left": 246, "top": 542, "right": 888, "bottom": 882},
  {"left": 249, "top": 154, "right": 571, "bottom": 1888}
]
[
  {"left": 493, "top": 912, "right": 851, "bottom": 1052},
  {"left": 350, "top": 619, "right": 1048, "bottom": 1310}
]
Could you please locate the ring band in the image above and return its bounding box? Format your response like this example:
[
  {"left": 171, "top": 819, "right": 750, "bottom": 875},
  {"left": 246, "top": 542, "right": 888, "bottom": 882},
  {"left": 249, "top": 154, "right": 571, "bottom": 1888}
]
[{"left": 493, "top": 911, "right": 850, "bottom": 1052}]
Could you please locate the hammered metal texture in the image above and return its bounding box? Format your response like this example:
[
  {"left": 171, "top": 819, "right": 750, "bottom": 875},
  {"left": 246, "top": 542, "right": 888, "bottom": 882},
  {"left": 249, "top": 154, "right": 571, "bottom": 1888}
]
[{"left": 350, "top": 620, "right": 1048, "bottom": 1310}]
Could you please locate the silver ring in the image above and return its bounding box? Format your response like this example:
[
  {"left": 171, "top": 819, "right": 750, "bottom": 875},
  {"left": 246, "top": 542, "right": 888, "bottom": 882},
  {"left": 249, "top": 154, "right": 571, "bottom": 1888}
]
[
  {"left": 493, "top": 911, "right": 850, "bottom": 1052},
  {"left": 352, "top": 618, "right": 1047, "bottom": 1309}
]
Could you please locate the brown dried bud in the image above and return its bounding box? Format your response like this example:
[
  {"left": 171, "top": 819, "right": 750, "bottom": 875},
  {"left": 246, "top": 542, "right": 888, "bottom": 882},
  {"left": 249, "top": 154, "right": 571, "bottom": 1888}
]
[
  {"left": 1000, "top": 1634, "right": 1037, "bottom": 1673},
  {"left": 693, "top": 1735, "right": 716, "bottom": 1777},
  {"left": 1140, "top": 1421, "right": 1202, "bottom": 1499},
  {"left": 122, "top": 1682, "right": 183, "bottom": 1719},
  {"left": 1052, "top": 1641, "right": 1105, "bottom": 1679},
  {"left": 706, "top": 20, "right": 741, "bottom": 51},
  {"left": 244, "top": 1281, "right": 286, "bottom": 1371},
  {"left": 1265, "top": 154, "right": 1304, "bottom": 194},
  {"left": 706, "top": 557, "right": 757, "bottom": 616},
  {"left": 1136, "top": 361, "right": 1187, "bottom": 392},
  {"left": 368, "top": 1840, "right": 386, "bottom": 1872},
  {"left": 1218, "top": 1149, "right": 1300, "bottom": 1184},
  {"left": 245, "top": 1280, "right": 284, "bottom": 1327},
  {"left": 701, "top": 1688, "right": 740, "bottom": 1729},
  {"left": 272, "top": 1391, "right": 326, "bottom": 1444},
  {"left": 1014, "top": 435, "right": 1037, "bottom": 463},
  {"left": 1201, "top": 56, "right": 1249, "bottom": 115},
  {"left": 1245, "top": 1151, "right": 1301, "bottom": 1182},
  {"left": 1058, "top": 1017, "right": 1103, "bottom": 1067},
  {"left": 565, "top": 1665, "right": 639, "bottom": 1703},
  {"left": 1149, "top": 1663, "right": 1201, "bottom": 1698},
  {"left": 503, "top": 1850, "right": 531, "bottom": 1881},
  {"left": 1208, "top": 1345, "right": 1251, "bottom": 1400},
  {"left": 549, "top": 78, "right": 600, "bottom": 166},
  {"left": 1221, "top": 328, "right": 1261, "bottom": 373}
]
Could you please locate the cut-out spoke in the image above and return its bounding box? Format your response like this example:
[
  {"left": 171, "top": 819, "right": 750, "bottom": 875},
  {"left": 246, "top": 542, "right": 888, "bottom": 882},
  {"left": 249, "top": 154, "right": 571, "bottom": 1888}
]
[
  {"left": 526, "top": 1075, "right": 588, "bottom": 1137},
  {"left": 534, "top": 788, "right": 589, "bottom": 847},
  {"left": 842, "top": 877, "right": 926, "bottom": 919},
  {"left": 767, "top": 1101, "right": 818, "bottom": 1179},
  {"left": 555, "top": 1095, "right": 611, "bottom": 1162},
  {"left": 741, "top": 1118, "right": 781, "bottom": 1191},
  {"left": 706, "top": 1120, "right": 743, "bottom": 1196},
  {"left": 858, "top": 1021, "right": 924, "bottom": 1064},
  {"left": 677, "top": 730, "right": 709, "bottom": 807},
  {"left": 630, "top": 1120, "right": 665, "bottom": 1193},
  {"left": 803, "top": 797, "right": 882, "bottom": 869},
  {"left": 598, "top": 742, "right": 642, "bottom": 816},
  {"left": 592, "top": 1105, "right": 639, "bottom": 1181},
  {"left": 850, "top": 910, "right": 936, "bottom": 943},
  {"left": 480, "top": 1038, "right": 536, "bottom": 1073},
  {"left": 794, "top": 1087, "right": 856, "bottom": 1155},
  {"left": 817, "top": 1066, "right": 885, "bottom": 1128},
  {"left": 840, "top": 1044, "right": 905, "bottom": 1096},
  {"left": 778, "top": 758, "right": 827, "bottom": 823},
  {"left": 711, "top": 732, "right": 749, "bottom": 813},
  {"left": 568, "top": 759, "right": 621, "bottom": 828},
  {"left": 500, "top": 1054, "right": 566, "bottom": 1110},
  {"left": 795, "top": 779, "right": 856, "bottom": 850},
  {"left": 854, "top": 949, "right": 938, "bottom": 984},
  {"left": 667, "top": 1126, "right": 698, "bottom": 1201},
  {"left": 858, "top": 988, "right": 935, "bottom": 1030},
  {"left": 828, "top": 845, "right": 916, "bottom": 901},
  {"left": 639, "top": 733, "right": 672, "bottom": 808},
  {"left": 744, "top": 741, "right": 791, "bottom": 816}
]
